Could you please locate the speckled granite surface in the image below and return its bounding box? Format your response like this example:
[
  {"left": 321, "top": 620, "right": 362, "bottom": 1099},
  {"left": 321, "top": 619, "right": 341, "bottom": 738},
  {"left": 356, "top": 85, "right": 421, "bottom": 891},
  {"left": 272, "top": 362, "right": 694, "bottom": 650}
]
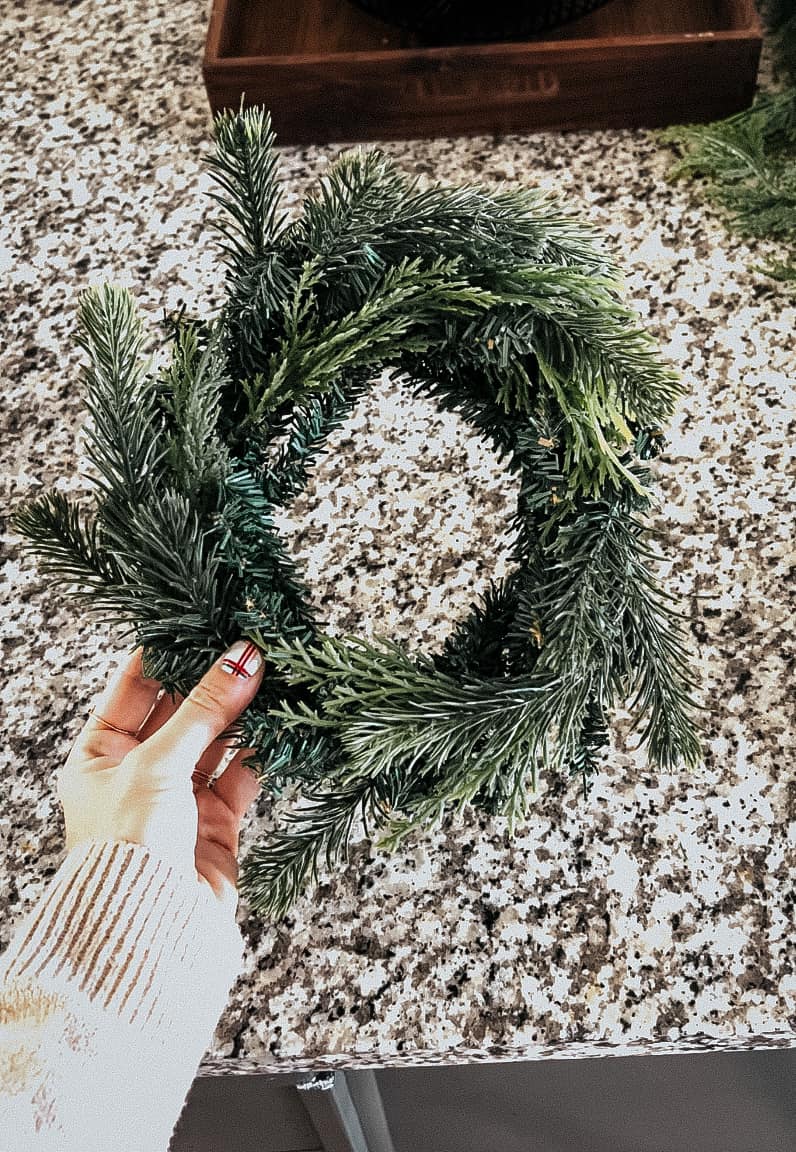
[{"left": 1, "top": 1, "right": 794, "bottom": 1075}]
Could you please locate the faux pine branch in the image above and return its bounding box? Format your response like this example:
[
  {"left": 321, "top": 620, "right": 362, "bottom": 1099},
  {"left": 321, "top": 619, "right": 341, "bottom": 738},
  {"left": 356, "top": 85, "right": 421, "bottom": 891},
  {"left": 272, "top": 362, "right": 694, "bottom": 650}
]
[
  {"left": 13, "top": 107, "right": 701, "bottom": 918},
  {"left": 663, "top": 0, "right": 796, "bottom": 281}
]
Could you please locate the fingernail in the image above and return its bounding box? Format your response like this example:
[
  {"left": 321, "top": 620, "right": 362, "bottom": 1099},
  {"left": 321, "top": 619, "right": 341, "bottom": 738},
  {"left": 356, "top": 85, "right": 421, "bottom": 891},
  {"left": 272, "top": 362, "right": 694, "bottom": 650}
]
[{"left": 219, "top": 640, "right": 263, "bottom": 679}]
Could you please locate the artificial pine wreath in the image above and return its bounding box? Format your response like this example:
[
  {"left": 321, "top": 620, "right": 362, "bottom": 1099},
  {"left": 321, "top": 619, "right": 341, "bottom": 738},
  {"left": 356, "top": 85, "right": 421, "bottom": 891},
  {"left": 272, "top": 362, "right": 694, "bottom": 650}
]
[{"left": 14, "top": 109, "right": 701, "bottom": 918}]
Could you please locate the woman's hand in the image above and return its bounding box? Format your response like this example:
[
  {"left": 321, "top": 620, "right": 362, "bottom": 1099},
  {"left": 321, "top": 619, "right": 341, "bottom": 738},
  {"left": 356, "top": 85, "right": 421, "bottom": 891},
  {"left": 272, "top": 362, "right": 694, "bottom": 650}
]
[{"left": 57, "top": 642, "right": 264, "bottom": 916}]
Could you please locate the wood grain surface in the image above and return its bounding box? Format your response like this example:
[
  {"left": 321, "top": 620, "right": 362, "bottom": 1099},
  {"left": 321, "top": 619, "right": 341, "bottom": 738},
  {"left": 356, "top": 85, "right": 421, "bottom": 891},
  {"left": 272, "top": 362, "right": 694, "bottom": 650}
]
[{"left": 204, "top": 0, "right": 762, "bottom": 142}]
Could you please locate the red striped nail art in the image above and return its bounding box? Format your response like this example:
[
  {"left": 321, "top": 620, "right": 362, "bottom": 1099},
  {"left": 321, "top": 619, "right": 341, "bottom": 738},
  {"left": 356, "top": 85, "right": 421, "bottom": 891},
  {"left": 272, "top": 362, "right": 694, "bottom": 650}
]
[{"left": 220, "top": 640, "right": 262, "bottom": 679}]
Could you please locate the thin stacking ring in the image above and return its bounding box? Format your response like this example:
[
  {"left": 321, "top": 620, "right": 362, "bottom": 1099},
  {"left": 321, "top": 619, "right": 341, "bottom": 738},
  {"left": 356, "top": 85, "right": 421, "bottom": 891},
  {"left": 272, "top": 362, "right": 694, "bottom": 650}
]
[
  {"left": 192, "top": 744, "right": 238, "bottom": 790},
  {"left": 191, "top": 768, "right": 216, "bottom": 790},
  {"left": 90, "top": 711, "right": 140, "bottom": 738}
]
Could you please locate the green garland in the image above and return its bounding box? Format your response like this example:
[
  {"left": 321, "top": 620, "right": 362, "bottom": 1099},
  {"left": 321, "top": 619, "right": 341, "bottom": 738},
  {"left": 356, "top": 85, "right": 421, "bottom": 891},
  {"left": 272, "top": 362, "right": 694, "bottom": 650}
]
[
  {"left": 662, "top": 0, "right": 796, "bottom": 281},
  {"left": 13, "top": 109, "right": 701, "bottom": 918}
]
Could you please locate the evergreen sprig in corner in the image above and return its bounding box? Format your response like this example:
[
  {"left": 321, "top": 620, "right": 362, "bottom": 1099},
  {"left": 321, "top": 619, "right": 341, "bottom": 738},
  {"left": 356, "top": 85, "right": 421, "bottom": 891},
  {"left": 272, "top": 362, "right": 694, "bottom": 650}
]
[
  {"left": 13, "top": 108, "right": 702, "bottom": 919},
  {"left": 662, "top": 0, "right": 796, "bottom": 282}
]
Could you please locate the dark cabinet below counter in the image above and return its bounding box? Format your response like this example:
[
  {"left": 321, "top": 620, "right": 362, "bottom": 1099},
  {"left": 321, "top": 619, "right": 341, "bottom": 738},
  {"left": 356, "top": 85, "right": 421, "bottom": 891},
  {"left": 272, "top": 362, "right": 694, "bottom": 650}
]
[{"left": 170, "top": 1047, "right": 796, "bottom": 1152}]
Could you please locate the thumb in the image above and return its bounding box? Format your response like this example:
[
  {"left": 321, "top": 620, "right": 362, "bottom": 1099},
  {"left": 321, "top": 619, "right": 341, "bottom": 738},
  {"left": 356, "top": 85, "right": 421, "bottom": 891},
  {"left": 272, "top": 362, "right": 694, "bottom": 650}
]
[{"left": 143, "top": 640, "right": 264, "bottom": 770}]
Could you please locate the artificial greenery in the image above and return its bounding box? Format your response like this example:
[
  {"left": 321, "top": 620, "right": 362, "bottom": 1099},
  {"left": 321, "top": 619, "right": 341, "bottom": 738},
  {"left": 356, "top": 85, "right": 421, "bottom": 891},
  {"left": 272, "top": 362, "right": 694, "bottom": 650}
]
[
  {"left": 14, "top": 108, "right": 701, "bottom": 918},
  {"left": 663, "top": 0, "right": 796, "bottom": 281}
]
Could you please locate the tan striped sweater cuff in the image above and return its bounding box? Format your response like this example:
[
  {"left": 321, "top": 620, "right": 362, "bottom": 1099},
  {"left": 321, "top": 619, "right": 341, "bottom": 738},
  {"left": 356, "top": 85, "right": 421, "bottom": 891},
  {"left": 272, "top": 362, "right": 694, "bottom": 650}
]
[{"left": 0, "top": 839, "right": 245, "bottom": 1038}]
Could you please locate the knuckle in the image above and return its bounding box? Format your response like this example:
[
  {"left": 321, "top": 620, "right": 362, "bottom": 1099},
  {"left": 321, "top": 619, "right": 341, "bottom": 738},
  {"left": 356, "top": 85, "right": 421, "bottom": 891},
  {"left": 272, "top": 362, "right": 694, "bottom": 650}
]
[{"left": 187, "top": 681, "right": 228, "bottom": 723}]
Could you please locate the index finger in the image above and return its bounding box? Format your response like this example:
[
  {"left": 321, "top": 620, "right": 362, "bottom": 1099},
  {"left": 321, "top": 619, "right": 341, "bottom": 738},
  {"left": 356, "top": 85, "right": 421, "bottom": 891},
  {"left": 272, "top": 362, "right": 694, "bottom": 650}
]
[
  {"left": 84, "top": 648, "right": 162, "bottom": 740},
  {"left": 142, "top": 640, "right": 264, "bottom": 769}
]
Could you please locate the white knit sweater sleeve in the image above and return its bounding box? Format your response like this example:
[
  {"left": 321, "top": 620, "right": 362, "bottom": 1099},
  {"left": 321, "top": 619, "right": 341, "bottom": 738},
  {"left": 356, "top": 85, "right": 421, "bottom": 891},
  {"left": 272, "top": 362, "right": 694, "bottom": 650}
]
[{"left": 0, "top": 840, "right": 245, "bottom": 1152}]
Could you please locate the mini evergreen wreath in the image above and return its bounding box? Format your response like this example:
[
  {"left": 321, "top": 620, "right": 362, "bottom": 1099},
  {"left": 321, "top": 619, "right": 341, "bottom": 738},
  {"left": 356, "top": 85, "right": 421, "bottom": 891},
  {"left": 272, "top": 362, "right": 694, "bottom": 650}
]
[{"left": 14, "top": 109, "right": 701, "bottom": 918}]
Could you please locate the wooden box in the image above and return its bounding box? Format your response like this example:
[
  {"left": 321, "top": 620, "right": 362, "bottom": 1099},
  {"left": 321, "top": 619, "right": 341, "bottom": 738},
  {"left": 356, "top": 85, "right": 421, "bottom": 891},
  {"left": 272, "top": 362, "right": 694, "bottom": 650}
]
[{"left": 203, "top": 0, "right": 763, "bottom": 144}]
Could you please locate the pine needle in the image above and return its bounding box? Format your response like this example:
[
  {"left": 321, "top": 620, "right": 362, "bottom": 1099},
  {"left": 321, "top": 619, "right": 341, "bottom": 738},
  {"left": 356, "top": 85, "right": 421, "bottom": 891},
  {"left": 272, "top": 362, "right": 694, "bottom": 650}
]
[{"left": 662, "top": 2, "right": 796, "bottom": 282}]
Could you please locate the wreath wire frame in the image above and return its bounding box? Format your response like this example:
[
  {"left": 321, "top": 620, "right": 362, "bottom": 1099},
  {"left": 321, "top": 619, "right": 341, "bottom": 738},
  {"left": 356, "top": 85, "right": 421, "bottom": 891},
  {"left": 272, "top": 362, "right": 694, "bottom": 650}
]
[{"left": 13, "top": 108, "right": 702, "bottom": 919}]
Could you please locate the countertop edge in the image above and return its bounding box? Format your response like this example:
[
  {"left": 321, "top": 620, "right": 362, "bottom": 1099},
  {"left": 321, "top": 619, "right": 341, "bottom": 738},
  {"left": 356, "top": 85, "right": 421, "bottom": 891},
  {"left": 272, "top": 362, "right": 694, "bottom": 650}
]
[{"left": 198, "top": 1027, "right": 796, "bottom": 1076}]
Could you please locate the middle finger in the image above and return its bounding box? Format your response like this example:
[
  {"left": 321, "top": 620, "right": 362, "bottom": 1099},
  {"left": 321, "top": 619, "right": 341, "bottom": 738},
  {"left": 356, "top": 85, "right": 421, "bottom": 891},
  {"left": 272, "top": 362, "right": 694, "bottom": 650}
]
[{"left": 136, "top": 689, "right": 182, "bottom": 742}]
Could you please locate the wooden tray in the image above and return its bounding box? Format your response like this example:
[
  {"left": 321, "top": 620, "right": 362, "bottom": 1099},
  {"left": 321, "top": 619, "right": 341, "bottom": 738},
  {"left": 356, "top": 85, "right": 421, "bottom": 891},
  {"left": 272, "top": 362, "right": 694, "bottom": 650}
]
[{"left": 203, "top": 0, "right": 762, "bottom": 144}]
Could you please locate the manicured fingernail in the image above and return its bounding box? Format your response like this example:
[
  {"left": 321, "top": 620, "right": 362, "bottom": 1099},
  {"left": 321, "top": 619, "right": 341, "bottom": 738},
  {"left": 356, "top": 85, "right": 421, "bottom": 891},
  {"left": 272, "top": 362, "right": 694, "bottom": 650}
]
[{"left": 220, "top": 640, "right": 262, "bottom": 679}]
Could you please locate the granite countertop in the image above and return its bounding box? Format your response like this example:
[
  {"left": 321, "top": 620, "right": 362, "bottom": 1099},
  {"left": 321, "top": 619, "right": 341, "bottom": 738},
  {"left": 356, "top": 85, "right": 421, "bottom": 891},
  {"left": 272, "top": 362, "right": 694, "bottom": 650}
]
[{"left": 1, "top": 2, "right": 793, "bottom": 1076}]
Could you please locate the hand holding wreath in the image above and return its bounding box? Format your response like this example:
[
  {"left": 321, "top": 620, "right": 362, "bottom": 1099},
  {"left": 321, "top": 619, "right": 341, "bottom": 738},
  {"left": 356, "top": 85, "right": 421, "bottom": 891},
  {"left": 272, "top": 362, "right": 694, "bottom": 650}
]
[{"left": 59, "top": 644, "right": 263, "bottom": 914}]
